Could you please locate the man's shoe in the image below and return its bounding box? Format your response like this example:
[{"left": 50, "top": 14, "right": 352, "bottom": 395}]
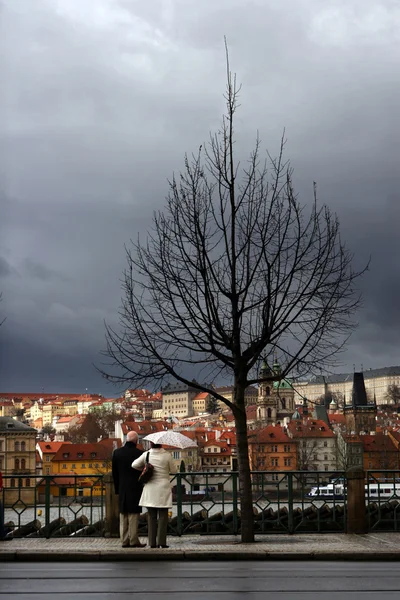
[
  {"left": 122, "top": 543, "right": 130, "bottom": 548},
  {"left": 159, "top": 545, "right": 169, "bottom": 548},
  {"left": 130, "top": 542, "right": 146, "bottom": 548},
  {"left": 150, "top": 545, "right": 158, "bottom": 548}
]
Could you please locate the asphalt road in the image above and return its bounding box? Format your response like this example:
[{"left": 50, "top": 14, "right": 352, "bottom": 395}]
[{"left": 1, "top": 561, "right": 400, "bottom": 599}]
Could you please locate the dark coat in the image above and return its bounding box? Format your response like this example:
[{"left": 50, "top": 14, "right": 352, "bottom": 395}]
[{"left": 112, "top": 442, "right": 143, "bottom": 514}]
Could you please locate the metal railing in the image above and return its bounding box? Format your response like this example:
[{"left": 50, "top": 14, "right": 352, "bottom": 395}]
[
  {"left": 164, "top": 470, "right": 347, "bottom": 536},
  {"left": 366, "top": 471, "right": 400, "bottom": 532},
  {"left": 1, "top": 474, "right": 105, "bottom": 538},
  {"left": 10, "top": 469, "right": 400, "bottom": 537}
]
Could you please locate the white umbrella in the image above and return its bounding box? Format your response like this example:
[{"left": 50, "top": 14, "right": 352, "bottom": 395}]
[{"left": 143, "top": 431, "right": 197, "bottom": 449}]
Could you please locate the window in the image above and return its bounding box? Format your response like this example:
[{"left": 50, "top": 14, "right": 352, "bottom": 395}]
[
  {"left": 0, "top": 441, "right": 2, "bottom": 451},
  {"left": 10, "top": 478, "right": 15, "bottom": 488},
  {"left": 272, "top": 474, "right": 279, "bottom": 481},
  {"left": 15, "top": 441, "right": 20, "bottom": 452},
  {"left": 324, "top": 465, "right": 329, "bottom": 471},
  {"left": 45, "top": 456, "right": 51, "bottom": 462},
  {"left": 173, "top": 451, "right": 180, "bottom": 459},
  {"left": 81, "top": 464, "right": 86, "bottom": 468},
  {"left": 284, "top": 445, "right": 290, "bottom": 453},
  {"left": 89, "top": 463, "right": 92, "bottom": 468},
  {"left": 271, "top": 458, "right": 279, "bottom": 467},
  {"left": 72, "top": 464, "right": 76, "bottom": 469},
  {"left": 21, "top": 459, "right": 26, "bottom": 470},
  {"left": 284, "top": 458, "right": 291, "bottom": 467},
  {"left": 369, "top": 462, "right": 373, "bottom": 468},
  {"left": 187, "top": 451, "right": 192, "bottom": 457},
  {"left": 102, "top": 463, "right": 106, "bottom": 467},
  {"left": 91, "top": 452, "right": 97, "bottom": 458},
  {"left": 21, "top": 442, "right": 26, "bottom": 451},
  {"left": 45, "top": 467, "right": 50, "bottom": 475},
  {"left": 271, "top": 445, "right": 278, "bottom": 453},
  {"left": 14, "top": 458, "right": 20, "bottom": 470},
  {"left": 324, "top": 454, "right": 328, "bottom": 461},
  {"left": 63, "top": 453, "right": 69, "bottom": 458},
  {"left": 77, "top": 453, "right": 83, "bottom": 459},
  {"left": 95, "top": 463, "right": 99, "bottom": 468},
  {"left": 26, "top": 478, "right": 30, "bottom": 487},
  {"left": 323, "top": 441, "right": 328, "bottom": 447},
  {"left": 62, "top": 464, "right": 67, "bottom": 469},
  {"left": 207, "top": 448, "right": 211, "bottom": 453}
]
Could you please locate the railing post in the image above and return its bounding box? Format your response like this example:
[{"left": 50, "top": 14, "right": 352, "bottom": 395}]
[
  {"left": 346, "top": 467, "right": 367, "bottom": 534},
  {"left": 287, "top": 472, "right": 294, "bottom": 534},
  {"left": 176, "top": 473, "right": 183, "bottom": 536},
  {"left": 104, "top": 471, "right": 119, "bottom": 537},
  {"left": 44, "top": 476, "right": 51, "bottom": 538},
  {"left": 232, "top": 472, "right": 239, "bottom": 536}
]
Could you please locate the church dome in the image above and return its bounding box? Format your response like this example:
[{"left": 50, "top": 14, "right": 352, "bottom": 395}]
[{"left": 273, "top": 378, "right": 293, "bottom": 390}]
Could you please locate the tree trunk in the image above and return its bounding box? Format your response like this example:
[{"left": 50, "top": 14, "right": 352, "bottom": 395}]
[{"left": 234, "top": 383, "right": 255, "bottom": 543}]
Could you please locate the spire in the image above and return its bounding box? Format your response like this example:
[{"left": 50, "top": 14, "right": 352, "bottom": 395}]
[{"left": 351, "top": 372, "right": 368, "bottom": 407}]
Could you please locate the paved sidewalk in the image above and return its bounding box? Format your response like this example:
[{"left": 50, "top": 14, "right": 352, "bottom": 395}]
[{"left": 2, "top": 533, "right": 400, "bottom": 561}]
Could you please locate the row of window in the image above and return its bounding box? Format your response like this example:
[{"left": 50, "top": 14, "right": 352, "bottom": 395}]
[
  {"left": 14, "top": 442, "right": 27, "bottom": 451},
  {"left": 258, "top": 458, "right": 292, "bottom": 467},
  {"left": 14, "top": 459, "right": 27, "bottom": 470},
  {"left": 258, "top": 445, "right": 292, "bottom": 453},
  {"left": 61, "top": 463, "right": 106, "bottom": 469},
  {"left": 9, "top": 478, "right": 31, "bottom": 487}
]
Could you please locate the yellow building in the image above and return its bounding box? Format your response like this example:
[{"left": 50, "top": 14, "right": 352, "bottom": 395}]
[
  {"left": 36, "top": 441, "right": 72, "bottom": 475},
  {"left": 42, "top": 402, "right": 66, "bottom": 427},
  {"left": 51, "top": 442, "right": 111, "bottom": 475}
]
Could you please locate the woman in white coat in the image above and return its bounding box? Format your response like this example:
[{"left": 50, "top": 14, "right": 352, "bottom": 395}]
[{"left": 132, "top": 443, "right": 175, "bottom": 548}]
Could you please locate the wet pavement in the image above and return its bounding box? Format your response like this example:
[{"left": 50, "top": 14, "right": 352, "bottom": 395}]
[
  {"left": 1, "top": 560, "right": 400, "bottom": 599},
  {"left": 2, "top": 532, "right": 400, "bottom": 561}
]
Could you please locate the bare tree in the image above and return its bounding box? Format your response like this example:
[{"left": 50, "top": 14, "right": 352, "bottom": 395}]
[
  {"left": 0, "top": 293, "right": 5, "bottom": 328},
  {"left": 100, "top": 49, "right": 365, "bottom": 542},
  {"left": 385, "top": 384, "right": 400, "bottom": 405}
]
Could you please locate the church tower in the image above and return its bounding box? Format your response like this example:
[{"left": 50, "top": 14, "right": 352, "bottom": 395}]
[
  {"left": 257, "top": 360, "right": 276, "bottom": 424},
  {"left": 344, "top": 372, "right": 377, "bottom": 434},
  {"left": 257, "top": 359, "right": 295, "bottom": 425}
]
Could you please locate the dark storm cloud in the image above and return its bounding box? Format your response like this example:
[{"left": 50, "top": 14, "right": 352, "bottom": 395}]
[{"left": 1, "top": 0, "right": 399, "bottom": 391}]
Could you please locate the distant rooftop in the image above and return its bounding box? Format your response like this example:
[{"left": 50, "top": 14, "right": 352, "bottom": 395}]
[{"left": 308, "top": 366, "right": 400, "bottom": 385}]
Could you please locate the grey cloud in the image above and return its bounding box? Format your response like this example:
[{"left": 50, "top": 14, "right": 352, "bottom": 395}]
[
  {"left": 0, "top": 0, "right": 399, "bottom": 391},
  {"left": 0, "top": 256, "right": 15, "bottom": 277},
  {"left": 23, "top": 258, "right": 69, "bottom": 282}
]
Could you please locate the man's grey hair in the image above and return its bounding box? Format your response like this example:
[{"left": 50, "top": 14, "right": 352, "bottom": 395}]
[{"left": 126, "top": 431, "right": 138, "bottom": 443}]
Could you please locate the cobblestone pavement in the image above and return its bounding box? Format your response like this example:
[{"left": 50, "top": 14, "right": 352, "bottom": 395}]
[{"left": 2, "top": 533, "right": 400, "bottom": 560}]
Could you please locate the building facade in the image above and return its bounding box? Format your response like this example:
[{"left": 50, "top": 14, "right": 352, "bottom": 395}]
[{"left": 293, "top": 366, "right": 400, "bottom": 406}]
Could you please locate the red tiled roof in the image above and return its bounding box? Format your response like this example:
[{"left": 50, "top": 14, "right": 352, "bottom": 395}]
[
  {"left": 248, "top": 425, "right": 292, "bottom": 443},
  {"left": 287, "top": 419, "right": 335, "bottom": 438},
  {"left": 37, "top": 441, "right": 71, "bottom": 454},
  {"left": 121, "top": 420, "right": 171, "bottom": 435},
  {"left": 52, "top": 443, "right": 110, "bottom": 462},
  {"left": 193, "top": 392, "right": 209, "bottom": 400},
  {"left": 362, "top": 434, "right": 398, "bottom": 453},
  {"left": 98, "top": 438, "right": 122, "bottom": 451},
  {"left": 328, "top": 414, "right": 346, "bottom": 426}
]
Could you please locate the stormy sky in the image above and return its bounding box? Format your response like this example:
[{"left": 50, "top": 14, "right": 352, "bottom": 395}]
[{"left": 1, "top": 0, "right": 399, "bottom": 394}]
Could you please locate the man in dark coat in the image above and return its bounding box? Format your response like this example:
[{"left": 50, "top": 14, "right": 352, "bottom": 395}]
[{"left": 112, "top": 431, "right": 145, "bottom": 548}]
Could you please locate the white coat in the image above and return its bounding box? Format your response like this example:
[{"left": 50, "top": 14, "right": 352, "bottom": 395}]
[{"left": 132, "top": 448, "right": 175, "bottom": 509}]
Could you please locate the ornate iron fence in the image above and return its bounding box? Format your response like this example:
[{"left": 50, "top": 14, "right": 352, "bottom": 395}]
[
  {"left": 366, "top": 471, "right": 400, "bottom": 532},
  {"left": 1, "top": 474, "right": 105, "bottom": 538},
  {"left": 1, "top": 470, "right": 351, "bottom": 538}
]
